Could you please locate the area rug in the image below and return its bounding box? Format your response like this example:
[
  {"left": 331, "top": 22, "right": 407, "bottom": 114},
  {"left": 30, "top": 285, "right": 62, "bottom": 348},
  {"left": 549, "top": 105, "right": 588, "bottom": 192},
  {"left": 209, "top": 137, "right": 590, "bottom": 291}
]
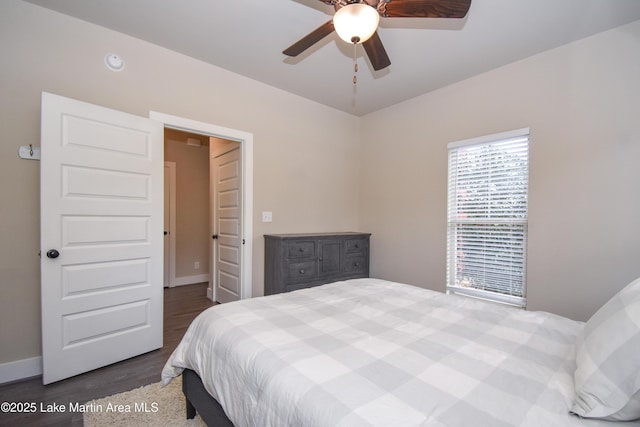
[{"left": 83, "top": 376, "right": 206, "bottom": 426}]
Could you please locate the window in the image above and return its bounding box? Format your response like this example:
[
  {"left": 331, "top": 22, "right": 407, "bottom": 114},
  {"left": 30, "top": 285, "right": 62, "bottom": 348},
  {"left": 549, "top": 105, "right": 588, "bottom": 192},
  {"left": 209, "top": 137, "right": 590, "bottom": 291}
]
[{"left": 446, "top": 128, "right": 529, "bottom": 308}]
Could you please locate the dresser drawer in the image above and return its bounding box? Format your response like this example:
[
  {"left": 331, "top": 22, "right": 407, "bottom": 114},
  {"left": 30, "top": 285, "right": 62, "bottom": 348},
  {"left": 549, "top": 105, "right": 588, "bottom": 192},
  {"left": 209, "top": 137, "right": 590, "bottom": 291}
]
[
  {"left": 343, "top": 256, "right": 367, "bottom": 274},
  {"left": 286, "top": 261, "right": 317, "bottom": 282},
  {"left": 345, "top": 238, "right": 368, "bottom": 255},
  {"left": 287, "top": 241, "right": 316, "bottom": 259}
]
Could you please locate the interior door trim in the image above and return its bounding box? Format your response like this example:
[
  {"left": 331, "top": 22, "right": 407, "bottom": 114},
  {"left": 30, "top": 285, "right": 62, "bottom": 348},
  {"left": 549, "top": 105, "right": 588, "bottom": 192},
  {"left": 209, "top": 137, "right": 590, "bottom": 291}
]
[
  {"left": 164, "top": 161, "right": 177, "bottom": 288},
  {"left": 149, "top": 111, "right": 253, "bottom": 301}
]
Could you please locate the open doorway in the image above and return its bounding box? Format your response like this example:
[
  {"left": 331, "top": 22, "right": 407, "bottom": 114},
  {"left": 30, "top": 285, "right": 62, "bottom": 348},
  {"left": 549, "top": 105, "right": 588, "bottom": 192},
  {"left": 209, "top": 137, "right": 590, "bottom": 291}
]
[
  {"left": 163, "top": 129, "right": 210, "bottom": 288},
  {"left": 152, "top": 111, "right": 254, "bottom": 303},
  {"left": 163, "top": 130, "right": 244, "bottom": 304}
]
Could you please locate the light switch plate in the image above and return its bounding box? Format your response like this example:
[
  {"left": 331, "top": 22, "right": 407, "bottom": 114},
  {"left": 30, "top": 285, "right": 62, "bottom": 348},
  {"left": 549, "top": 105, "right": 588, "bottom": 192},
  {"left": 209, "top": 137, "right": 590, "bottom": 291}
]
[{"left": 262, "top": 211, "right": 273, "bottom": 222}]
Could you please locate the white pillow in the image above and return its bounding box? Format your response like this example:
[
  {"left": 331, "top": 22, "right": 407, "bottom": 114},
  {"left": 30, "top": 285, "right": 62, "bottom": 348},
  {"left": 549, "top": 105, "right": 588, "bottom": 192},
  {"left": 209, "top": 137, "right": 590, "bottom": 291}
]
[{"left": 572, "top": 277, "right": 640, "bottom": 421}]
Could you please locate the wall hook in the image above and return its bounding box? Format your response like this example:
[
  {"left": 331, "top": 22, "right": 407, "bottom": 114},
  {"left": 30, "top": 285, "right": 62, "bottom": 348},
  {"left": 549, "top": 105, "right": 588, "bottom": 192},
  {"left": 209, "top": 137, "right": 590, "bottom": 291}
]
[{"left": 18, "top": 145, "right": 41, "bottom": 160}]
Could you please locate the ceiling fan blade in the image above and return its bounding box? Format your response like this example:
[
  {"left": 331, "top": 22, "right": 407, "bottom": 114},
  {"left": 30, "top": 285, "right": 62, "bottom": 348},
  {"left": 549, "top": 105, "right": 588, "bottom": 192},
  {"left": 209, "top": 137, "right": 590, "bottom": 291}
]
[
  {"left": 283, "top": 20, "right": 335, "bottom": 57},
  {"left": 362, "top": 31, "right": 391, "bottom": 71},
  {"left": 382, "top": 0, "right": 471, "bottom": 18}
]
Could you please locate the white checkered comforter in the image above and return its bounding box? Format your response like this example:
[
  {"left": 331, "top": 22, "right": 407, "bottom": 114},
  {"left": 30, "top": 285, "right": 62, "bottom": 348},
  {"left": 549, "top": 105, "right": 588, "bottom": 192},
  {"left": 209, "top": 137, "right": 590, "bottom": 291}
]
[{"left": 162, "top": 278, "right": 614, "bottom": 426}]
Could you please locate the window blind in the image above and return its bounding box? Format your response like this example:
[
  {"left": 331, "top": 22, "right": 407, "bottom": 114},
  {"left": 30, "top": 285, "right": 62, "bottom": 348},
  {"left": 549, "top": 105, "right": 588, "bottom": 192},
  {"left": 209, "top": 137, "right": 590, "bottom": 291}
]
[{"left": 446, "top": 129, "right": 529, "bottom": 308}]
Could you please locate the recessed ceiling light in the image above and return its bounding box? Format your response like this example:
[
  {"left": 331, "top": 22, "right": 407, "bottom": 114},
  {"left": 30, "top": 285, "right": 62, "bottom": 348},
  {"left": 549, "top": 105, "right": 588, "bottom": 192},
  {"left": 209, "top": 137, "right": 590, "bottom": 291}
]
[{"left": 104, "top": 53, "right": 125, "bottom": 72}]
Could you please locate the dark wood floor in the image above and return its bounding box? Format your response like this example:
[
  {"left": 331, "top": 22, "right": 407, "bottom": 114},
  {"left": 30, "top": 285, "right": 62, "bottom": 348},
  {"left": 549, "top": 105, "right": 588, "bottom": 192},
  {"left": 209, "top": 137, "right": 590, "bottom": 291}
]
[{"left": 0, "top": 283, "right": 214, "bottom": 427}]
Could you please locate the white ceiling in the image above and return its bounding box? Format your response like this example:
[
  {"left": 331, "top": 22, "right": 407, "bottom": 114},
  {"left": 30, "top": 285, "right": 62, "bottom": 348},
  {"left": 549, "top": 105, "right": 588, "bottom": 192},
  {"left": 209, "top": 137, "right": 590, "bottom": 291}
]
[{"left": 24, "top": 0, "right": 640, "bottom": 116}]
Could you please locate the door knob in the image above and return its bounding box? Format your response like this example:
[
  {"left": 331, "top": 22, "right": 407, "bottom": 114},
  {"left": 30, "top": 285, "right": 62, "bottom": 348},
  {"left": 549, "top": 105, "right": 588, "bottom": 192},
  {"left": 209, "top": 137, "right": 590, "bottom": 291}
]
[
  {"left": 46, "top": 249, "right": 60, "bottom": 259},
  {"left": 212, "top": 234, "right": 218, "bottom": 240}
]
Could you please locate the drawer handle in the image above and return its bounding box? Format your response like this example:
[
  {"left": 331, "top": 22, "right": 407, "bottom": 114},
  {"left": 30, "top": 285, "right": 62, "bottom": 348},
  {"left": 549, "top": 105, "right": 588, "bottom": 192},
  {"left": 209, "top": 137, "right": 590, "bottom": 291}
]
[
  {"left": 299, "top": 248, "right": 304, "bottom": 252},
  {"left": 353, "top": 262, "right": 360, "bottom": 267},
  {"left": 354, "top": 244, "right": 359, "bottom": 249},
  {"left": 299, "top": 269, "right": 305, "bottom": 275}
]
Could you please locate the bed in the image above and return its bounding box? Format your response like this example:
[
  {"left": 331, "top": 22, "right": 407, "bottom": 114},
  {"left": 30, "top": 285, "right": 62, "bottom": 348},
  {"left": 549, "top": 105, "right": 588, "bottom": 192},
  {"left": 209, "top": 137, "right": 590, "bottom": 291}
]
[{"left": 162, "top": 277, "right": 640, "bottom": 426}]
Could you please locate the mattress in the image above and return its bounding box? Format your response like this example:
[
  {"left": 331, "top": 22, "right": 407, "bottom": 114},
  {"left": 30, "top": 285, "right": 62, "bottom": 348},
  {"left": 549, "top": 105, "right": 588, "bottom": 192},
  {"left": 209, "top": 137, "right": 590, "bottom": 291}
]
[{"left": 162, "top": 278, "right": 618, "bottom": 426}]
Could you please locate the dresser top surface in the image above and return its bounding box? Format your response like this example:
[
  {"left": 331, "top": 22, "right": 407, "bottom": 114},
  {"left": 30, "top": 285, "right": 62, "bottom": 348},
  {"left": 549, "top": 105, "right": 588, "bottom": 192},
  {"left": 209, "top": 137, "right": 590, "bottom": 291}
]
[{"left": 264, "top": 232, "right": 370, "bottom": 239}]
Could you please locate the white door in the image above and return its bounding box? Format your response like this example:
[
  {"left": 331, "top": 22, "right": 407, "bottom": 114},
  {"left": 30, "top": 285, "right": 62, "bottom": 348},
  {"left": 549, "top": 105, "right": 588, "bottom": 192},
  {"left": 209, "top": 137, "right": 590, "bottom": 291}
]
[
  {"left": 212, "top": 147, "right": 242, "bottom": 303},
  {"left": 40, "top": 92, "right": 164, "bottom": 384}
]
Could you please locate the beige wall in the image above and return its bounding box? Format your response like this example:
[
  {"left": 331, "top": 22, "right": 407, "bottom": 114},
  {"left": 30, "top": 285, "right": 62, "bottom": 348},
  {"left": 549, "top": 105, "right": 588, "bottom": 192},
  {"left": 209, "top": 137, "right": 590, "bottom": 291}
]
[
  {"left": 0, "top": 0, "right": 361, "bottom": 365},
  {"left": 164, "top": 129, "right": 210, "bottom": 280},
  {"left": 1, "top": 0, "right": 638, "bottom": 370},
  {"left": 360, "top": 19, "right": 640, "bottom": 321}
]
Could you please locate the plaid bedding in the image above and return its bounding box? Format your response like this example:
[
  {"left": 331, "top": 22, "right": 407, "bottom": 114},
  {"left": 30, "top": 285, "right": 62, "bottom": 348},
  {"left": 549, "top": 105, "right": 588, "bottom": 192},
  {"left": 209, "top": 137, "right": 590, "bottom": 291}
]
[{"left": 162, "top": 278, "right": 617, "bottom": 426}]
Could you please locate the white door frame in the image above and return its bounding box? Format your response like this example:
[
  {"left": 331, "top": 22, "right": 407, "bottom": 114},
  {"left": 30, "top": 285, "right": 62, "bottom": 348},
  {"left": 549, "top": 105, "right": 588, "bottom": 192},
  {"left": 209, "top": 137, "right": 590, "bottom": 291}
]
[
  {"left": 150, "top": 111, "right": 253, "bottom": 301},
  {"left": 164, "top": 161, "right": 177, "bottom": 288}
]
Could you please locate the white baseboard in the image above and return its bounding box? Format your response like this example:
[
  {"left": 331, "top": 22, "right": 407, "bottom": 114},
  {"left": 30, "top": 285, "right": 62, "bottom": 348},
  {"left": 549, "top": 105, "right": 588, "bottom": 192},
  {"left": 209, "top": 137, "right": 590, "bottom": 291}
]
[
  {"left": 0, "top": 276, "right": 208, "bottom": 384},
  {"left": 0, "top": 356, "right": 42, "bottom": 384},
  {"left": 172, "top": 274, "right": 209, "bottom": 287}
]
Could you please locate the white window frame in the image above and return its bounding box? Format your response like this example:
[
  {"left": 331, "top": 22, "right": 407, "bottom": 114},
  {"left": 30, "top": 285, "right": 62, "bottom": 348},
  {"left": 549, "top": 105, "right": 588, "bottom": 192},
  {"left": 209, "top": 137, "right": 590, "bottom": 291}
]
[{"left": 446, "top": 128, "right": 530, "bottom": 308}]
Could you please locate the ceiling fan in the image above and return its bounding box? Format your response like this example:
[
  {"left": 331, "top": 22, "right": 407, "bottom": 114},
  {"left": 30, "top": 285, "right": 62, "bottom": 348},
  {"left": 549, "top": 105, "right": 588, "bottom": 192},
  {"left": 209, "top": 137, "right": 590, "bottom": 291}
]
[{"left": 283, "top": 0, "right": 472, "bottom": 71}]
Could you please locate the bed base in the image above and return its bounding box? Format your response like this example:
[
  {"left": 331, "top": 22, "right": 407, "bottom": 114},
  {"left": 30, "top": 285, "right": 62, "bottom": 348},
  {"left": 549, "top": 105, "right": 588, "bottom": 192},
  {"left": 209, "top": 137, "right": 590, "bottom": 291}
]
[{"left": 182, "top": 369, "right": 234, "bottom": 426}]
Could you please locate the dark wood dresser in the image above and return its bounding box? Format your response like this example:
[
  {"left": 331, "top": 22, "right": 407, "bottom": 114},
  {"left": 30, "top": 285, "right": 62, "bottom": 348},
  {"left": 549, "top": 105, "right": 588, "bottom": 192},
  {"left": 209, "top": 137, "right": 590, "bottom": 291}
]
[{"left": 264, "top": 232, "right": 371, "bottom": 295}]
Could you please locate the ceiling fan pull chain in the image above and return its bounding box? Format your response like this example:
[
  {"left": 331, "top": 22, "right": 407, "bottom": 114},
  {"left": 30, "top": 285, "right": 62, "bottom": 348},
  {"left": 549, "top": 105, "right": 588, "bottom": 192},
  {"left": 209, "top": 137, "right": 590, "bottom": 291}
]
[{"left": 353, "top": 43, "right": 358, "bottom": 85}]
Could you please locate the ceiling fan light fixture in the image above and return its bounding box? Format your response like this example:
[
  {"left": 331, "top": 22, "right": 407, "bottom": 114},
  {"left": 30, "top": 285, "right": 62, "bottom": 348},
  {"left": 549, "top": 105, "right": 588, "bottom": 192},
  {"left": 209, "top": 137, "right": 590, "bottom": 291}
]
[{"left": 333, "top": 3, "right": 380, "bottom": 44}]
